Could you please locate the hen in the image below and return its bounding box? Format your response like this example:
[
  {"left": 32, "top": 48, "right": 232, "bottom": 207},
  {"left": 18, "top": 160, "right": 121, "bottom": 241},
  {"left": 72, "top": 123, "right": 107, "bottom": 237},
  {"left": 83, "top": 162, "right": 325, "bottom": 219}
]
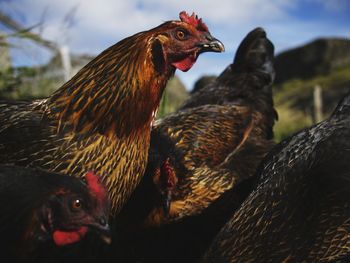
[
  {"left": 202, "top": 91, "right": 350, "bottom": 263},
  {"left": 0, "top": 166, "right": 110, "bottom": 263},
  {"left": 0, "top": 11, "right": 224, "bottom": 214},
  {"left": 116, "top": 28, "right": 277, "bottom": 263}
]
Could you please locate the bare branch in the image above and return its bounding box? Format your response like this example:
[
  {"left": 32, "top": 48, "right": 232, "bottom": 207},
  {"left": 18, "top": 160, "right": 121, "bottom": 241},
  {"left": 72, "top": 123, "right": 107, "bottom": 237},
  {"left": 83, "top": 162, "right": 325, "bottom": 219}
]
[{"left": 0, "top": 10, "right": 58, "bottom": 51}]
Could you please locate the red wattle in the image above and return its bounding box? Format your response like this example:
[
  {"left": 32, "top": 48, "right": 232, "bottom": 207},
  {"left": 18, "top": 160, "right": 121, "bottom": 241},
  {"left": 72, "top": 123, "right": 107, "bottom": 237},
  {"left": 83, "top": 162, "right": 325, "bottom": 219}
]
[
  {"left": 172, "top": 55, "right": 197, "bottom": 72},
  {"left": 52, "top": 227, "right": 88, "bottom": 246}
]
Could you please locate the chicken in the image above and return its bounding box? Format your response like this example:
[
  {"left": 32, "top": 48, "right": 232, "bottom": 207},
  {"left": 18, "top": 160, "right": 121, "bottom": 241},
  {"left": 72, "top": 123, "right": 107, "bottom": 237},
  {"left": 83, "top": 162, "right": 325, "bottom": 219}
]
[
  {"left": 202, "top": 91, "right": 350, "bottom": 263},
  {"left": 0, "top": 11, "right": 224, "bottom": 214},
  {"left": 115, "top": 28, "right": 277, "bottom": 263},
  {"left": 0, "top": 165, "right": 110, "bottom": 262}
]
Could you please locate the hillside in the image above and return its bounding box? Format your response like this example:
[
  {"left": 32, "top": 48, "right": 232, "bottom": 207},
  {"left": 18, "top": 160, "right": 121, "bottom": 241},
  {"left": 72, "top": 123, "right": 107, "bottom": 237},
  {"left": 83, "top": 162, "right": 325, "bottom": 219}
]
[
  {"left": 274, "top": 37, "right": 350, "bottom": 141},
  {"left": 275, "top": 38, "right": 350, "bottom": 84}
]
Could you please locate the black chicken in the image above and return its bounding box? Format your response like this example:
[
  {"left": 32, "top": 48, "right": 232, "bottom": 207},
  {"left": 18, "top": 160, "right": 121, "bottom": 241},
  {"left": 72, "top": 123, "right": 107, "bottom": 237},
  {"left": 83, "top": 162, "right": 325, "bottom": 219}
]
[
  {"left": 202, "top": 91, "right": 350, "bottom": 263},
  {"left": 0, "top": 166, "right": 110, "bottom": 263},
  {"left": 115, "top": 28, "right": 277, "bottom": 263}
]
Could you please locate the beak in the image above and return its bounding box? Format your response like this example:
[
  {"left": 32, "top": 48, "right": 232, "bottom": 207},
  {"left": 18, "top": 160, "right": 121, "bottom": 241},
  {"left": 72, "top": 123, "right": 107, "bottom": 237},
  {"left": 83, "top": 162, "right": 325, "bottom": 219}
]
[
  {"left": 198, "top": 35, "right": 225, "bottom": 53},
  {"left": 90, "top": 218, "right": 112, "bottom": 245},
  {"left": 99, "top": 232, "right": 112, "bottom": 245}
]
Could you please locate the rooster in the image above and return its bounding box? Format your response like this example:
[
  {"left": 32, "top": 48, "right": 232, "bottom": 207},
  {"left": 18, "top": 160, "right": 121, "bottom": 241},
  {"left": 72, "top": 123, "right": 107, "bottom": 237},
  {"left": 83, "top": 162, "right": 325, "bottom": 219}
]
[
  {"left": 0, "top": 11, "right": 224, "bottom": 214},
  {"left": 115, "top": 28, "right": 277, "bottom": 263},
  {"left": 202, "top": 91, "right": 350, "bottom": 263},
  {"left": 0, "top": 166, "right": 110, "bottom": 262}
]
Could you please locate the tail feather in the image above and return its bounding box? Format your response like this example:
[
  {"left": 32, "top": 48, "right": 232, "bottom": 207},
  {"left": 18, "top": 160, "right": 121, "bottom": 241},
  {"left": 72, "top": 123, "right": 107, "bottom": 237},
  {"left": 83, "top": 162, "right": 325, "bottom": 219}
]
[{"left": 332, "top": 89, "right": 350, "bottom": 116}]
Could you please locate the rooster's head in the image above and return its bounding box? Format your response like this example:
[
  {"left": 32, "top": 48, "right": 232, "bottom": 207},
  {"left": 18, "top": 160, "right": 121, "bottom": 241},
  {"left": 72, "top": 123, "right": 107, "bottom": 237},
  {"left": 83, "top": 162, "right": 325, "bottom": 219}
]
[{"left": 151, "top": 11, "right": 225, "bottom": 72}]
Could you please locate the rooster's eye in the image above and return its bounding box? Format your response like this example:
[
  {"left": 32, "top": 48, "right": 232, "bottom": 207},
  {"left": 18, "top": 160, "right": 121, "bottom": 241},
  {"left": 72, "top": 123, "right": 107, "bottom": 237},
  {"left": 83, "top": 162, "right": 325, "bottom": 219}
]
[
  {"left": 176, "top": 30, "right": 187, "bottom": 40},
  {"left": 72, "top": 199, "right": 83, "bottom": 209}
]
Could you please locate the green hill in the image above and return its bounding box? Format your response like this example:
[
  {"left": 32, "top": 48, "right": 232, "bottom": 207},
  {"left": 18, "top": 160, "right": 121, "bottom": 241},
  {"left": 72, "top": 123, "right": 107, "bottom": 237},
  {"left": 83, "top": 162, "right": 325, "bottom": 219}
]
[{"left": 274, "top": 38, "right": 350, "bottom": 141}]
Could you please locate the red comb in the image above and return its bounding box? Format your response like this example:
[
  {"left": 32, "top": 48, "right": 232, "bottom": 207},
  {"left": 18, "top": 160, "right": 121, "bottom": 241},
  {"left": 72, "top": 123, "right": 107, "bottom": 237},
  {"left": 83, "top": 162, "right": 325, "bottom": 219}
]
[
  {"left": 179, "top": 11, "right": 208, "bottom": 32},
  {"left": 85, "top": 171, "right": 107, "bottom": 204}
]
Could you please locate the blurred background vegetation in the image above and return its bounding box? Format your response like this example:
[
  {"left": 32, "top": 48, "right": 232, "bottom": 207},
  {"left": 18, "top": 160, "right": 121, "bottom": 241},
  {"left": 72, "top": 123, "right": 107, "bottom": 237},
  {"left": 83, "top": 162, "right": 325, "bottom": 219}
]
[{"left": 1, "top": 10, "right": 350, "bottom": 142}]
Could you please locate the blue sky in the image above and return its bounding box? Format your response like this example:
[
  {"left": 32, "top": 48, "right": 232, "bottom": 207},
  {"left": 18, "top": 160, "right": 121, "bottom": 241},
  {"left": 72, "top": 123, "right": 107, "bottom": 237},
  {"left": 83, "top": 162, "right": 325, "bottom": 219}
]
[{"left": 1, "top": 0, "right": 350, "bottom": 90}]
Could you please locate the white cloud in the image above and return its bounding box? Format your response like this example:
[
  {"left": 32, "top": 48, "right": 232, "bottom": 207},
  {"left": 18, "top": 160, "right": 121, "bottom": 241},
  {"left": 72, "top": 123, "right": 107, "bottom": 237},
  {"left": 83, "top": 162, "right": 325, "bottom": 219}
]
[
  {"left": 5, "top": 0, "right": 298, "bottom": 49},
  {"left": 3, "top": 0, "right": 350, "bottom": 89},
  {"left": 307, "top": 0, "right": 350, "bottom": 12}
]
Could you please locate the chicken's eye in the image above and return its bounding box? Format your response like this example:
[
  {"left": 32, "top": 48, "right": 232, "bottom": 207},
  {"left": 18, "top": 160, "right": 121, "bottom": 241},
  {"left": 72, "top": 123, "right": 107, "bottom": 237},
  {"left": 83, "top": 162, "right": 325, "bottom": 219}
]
[
  {"left": 72, "top": 199, "right": 83, "bottom": 209},
  {"left": 176, "top": 30, "right": 187, "bottom": 40}
]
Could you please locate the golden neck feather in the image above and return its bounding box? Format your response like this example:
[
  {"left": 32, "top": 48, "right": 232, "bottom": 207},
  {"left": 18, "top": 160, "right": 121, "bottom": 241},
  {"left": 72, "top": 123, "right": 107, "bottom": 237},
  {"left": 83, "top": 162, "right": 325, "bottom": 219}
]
[{"left": 48, "top": 32, "right": 174, "bottom": 139}]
